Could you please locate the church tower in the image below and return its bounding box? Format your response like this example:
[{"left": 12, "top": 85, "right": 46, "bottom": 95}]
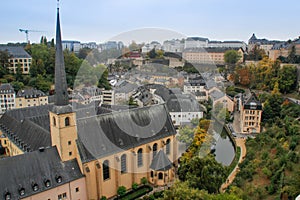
[{"left": 49, "top": 3, "right": 78, "bottom": 162}]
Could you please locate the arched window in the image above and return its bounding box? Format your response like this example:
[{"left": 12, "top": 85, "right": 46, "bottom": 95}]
[
  {"left": 150, "top": 171, "right": 154, "bottom": 177},
  {"left": 158, "top": 172, "right": 163, "bottom": 180},
  {"left": 137, "top": 148, "right": 143, "bottom": 167},
  {"left": 65, "top": 117, "right": 70, "bottom": 126},
  {"left": 121, "top": 154, "right": 127, "bottom": 174},
  {"left": 103, "top": 160, "right": 110, "bottom": 180},
  {"left": 166, "top": 139, "right": 171, "bottom": 155},
  {"left": 153, "top": 143, "right": 158, "bottom": 158},
  {"left": 53, "top": 117, "right": 56, "bottom": 126}
]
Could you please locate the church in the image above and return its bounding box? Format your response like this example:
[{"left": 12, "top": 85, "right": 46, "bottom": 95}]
[{"left": 0, "top": 5, "right": 177, "bottom": 200}]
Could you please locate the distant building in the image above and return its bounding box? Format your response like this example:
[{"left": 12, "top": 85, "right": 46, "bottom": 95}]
[
  {"left": 184, "top": 37, "right": 209, "bottom": 49},
  {"left": 208, "top": 41, "right": 247, "bottom": 51},
  {"left": 248, "top": 33, "right": 281, "bottom": 55},
  {"left": 81, "top": 42, "right": 98, "bottom": 49},
  {"left": 16, "top": 88, "right": 48, "bottom": 109},
  {"left": 269, "top": 38, "right": 300, "bottom": 61},
  {"left": 0, "top": 46, "right": 32, "bottom": 74},
  {"left": 183, "top": 47, "right": 244, "bottom": 65},
  {"left": 142, "top": 41, "right": 162, "bottom": 53},
  {"left": 0, "top": 83, "right": 15, "bottom": 114},
  {"left": 163, "top": 39, "right": 184, "bottom": 53},
  {"left": 239, "top": 93, "right": 262, "bottom": 134},
  {"left": 210, "top": 90, "right": 234, "bottom": 113},
  {"left": 101, "top": 89, "right": 115, "bottom": 105},
  {"left": 62, "top": 40, "right": 81, "bottom": 52}
]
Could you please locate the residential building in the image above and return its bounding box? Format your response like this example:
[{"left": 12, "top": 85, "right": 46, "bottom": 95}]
[
  {"left": 239, "top": 93, "right": 262, "bottom": 134},
  {"left": 62, "top": 40, "right": 81, "bottom": 52},
  {"left": 210, "top": 90, "right": 234, "bottom": 113},
  {"left": 114, "top": 80, "right": 138, "bottom": 103},
  {"left": 16, "top": 88, "right": 48, "bottom": 109},
  {"left": 163, "top": 39, "right": 184, "bottom": 53},
  {"left": 208, "top": 41, "right": 247, "bottom": 51},
  {"left": 183, "top": 47, "right": 244, "bottom": 65},
  {"left": 0, "top": 7, "right": 178, "bottom": 200},
  {"left": 0, "top": 147, "right": 87, "bottom": 200},
  {"left": 184, "top": 37, "right": 209, "bottom": 48},
  {"left": 142, "top": 41, "right": 162, "bottom": 53},
  {"left": 102, "top": 89, "right": 115, "bottom": 105},
  {"left": 81, "top": 42, "right": 98, "bottom": 49},
  {"left": 248, "top": 33, "right": 281, "bottom": 55},
  {"left": 0, "top": 83, "right": 15, "bottom": 114},
  {"left": 0, "top": 46, "right": 32, "bottom": 74},
  {"left": 269, "top": 39, "right": 300, "bottom": 61}
]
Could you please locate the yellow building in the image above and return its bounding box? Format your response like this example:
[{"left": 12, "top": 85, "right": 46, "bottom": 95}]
[
  {"left": 0, "top": 46, "right": 32, "bottom": 74},
  {"left": 239, "top": 93, "right": 262, "bottom": 134},
  {"left": 183, "top": 47, "right": 244, "bottom": 65},
  {"left": 16, "top": 88, "right": 48, "bottom": 108}
]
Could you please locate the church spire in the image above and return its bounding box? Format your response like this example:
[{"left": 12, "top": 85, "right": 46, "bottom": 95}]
[{"left": 54, "top": 1, "right": 69, "bottom": 106}]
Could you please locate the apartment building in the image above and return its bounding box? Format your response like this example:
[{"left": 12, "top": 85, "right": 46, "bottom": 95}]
[
  {"left": 0, "top": 46, "right": 32, "bottom": 74},
  {"left": 0, "top": 83, "right": 15, "bottom": 114},
  {"left": 16, "top": 88, "right": 48, "bottom": 108}
]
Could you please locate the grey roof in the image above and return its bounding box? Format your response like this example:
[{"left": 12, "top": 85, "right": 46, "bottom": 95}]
[
  {"left": 243, "top": 93, "right": 262, "bottom": 110},
  {"left": 210, "top": 90, "right": 225, "bottom": 101},
  {"left": 54, "top": 8, "right": 69, "bottom": 107},
  {"left": 149, "top": 150, "right": 172, "bottom": 171},
  {"left": 76, "top": 104, "right": 176, "bottom": 162},
  {"left": 0, "top": 83, "right": 14, "bottom": 94},
  {"left": 167, "top": 94, "right": 202, "bottom": 112},
  {"left": 186, "top": 37, "right": 209, "bottom": 42},
  {"left": 0, "top": 102, "right": 176, "bottom": 163},
  {"left": 115, "top": 81, "right": 138, "bottom": 93},
  {"left": 0, "top": 46, "right": 31, "bottom": 58},
  {"left": 0, "top": 147, "right": 83, "bottom": 199},
  {"left": 16, "top": 88, "right": 46, "bottom": 98}
]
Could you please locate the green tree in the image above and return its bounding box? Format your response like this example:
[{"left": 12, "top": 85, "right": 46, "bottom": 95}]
[
  {"left": 178, "top": 156, "right": 227, "bottom": 193},
  {"left": 278, "top": 65, "right": 297, "bottom": 93},
  {"left": 177, "top": 126, "right": 194, "bottom": 145},
  {"left": 224, "top": 50, "right": 242, "bottom": 65}
]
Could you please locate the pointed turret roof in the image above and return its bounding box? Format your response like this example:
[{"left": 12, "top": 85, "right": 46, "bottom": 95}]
[
  {"left": 150, "top": 150, "right": 172, "bottom": 171},
  {"left": 249, "top": 33, "right": 257, "bottom": 42},
  {"left": 54, "top": 6, "right": 69, "bottom": 106}
]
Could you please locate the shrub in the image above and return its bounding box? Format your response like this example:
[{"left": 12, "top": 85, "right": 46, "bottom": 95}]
[
  {"left": 100, "top": 196, "right": 107, "bottom": 200},
  {"left": 132, "top": 182, "right": 139, "bottom": 190},
  {"left": 117, "top": 186, "right": 127, "bottom": 196},
  {"left": 141, "top": 177, "right": 148, "bottom": 185}
]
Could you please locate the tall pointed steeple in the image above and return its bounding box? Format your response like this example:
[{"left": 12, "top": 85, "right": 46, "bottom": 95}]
[{"left": 54, "top": 2, "right": 69, "bottom": 106}]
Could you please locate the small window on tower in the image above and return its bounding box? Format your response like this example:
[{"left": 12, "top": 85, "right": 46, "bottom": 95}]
[
  {"left": 53, "top": 117, "right": 56, "bottom": 126},
  {"left": 65, "top": 117, "right": 70, "bottom": 126}
]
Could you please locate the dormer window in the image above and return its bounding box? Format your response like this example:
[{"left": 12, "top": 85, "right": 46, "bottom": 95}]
[
  {"left": 65, "top": 117, "right": 70, "bottom": 126},
  {"left": 19, "top": 188, "right": 25, "bottom": 196},
  {"left": 32, "top": 183, "right": 39, "bottom": 192},
  {"left": 56, "top": 175, "right": 62, "bottom": 183},
  {"left": 4, "top": 192, "right": 11, "bottom": 200},
  {"left": 44, "top": 179, "right": 51, "bottom": 188}
]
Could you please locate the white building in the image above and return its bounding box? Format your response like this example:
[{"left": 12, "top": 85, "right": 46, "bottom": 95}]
[
  {"left": 0, "top": 84, "right": 15, "bottom": 114},
  {"left": 142, "top": 41, "right": 162, "bottom": 53},
  {"left": 163, "top": 39, "right": 184, "bottom": 53},
  {"left": 184, "top": 37, "right": 209, "bottom": 49},
  {"left": 62, "top": 40, "right": 81, "bottom": 52}
]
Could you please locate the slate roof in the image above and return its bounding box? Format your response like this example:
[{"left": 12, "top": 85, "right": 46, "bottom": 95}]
[
  {"left": 166, "top": 94, "right": 202, "bottom": 113},
  {"left": 149, "top": 150, "right": 172, "bottom": 171},
  {"left": 242, "top": 93, "right": 262, "bottom": 110},
  {"left": 183, "top": 47, "right": 241, "bottom": 53},
  {"left": 0, "top": 83, "right": 14, "bottom": 94},
  {"left": 0, "top": 147, "right": 83, "bottom": 199},
  {"left": 76, "top": 104, "right": 176, "bottom": 162},
  {"left": 0, "top": 46, "right": 31, "bottom": 58},
  {"left": 16, "top": 88, "right": 46, "bottom": 98}
]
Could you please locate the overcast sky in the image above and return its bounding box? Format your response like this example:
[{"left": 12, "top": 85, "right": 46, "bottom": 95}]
[{"left": 1, "top": 0, "right": 300, "bottom": 44}]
